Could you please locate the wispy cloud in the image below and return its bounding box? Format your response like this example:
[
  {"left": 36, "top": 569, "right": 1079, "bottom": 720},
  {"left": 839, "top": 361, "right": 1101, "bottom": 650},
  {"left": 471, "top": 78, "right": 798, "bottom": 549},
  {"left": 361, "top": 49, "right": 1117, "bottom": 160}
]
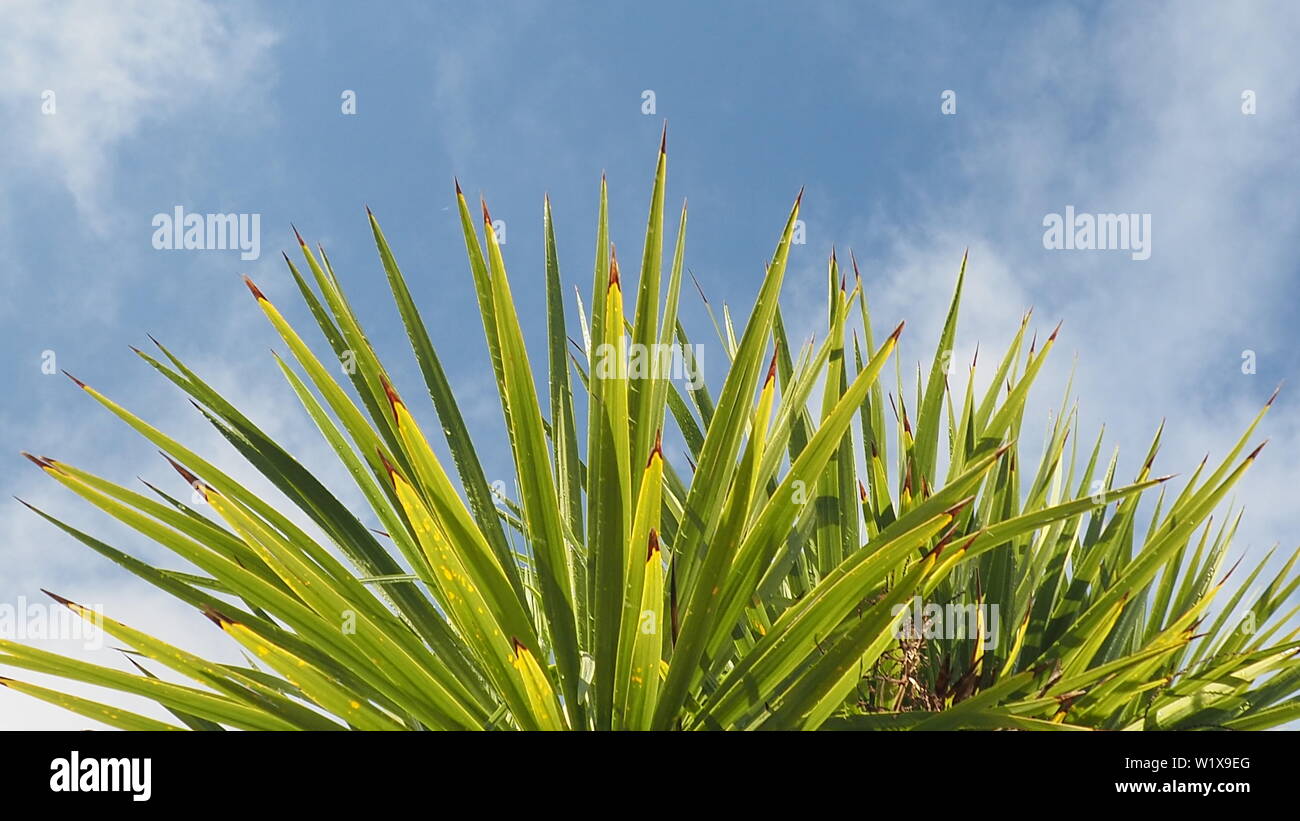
[
  {"left": 0, "top": 0, "right": 280, "bottom": 730},
  {"left": 829, "top": 0, "right": 1300, "bottom": 557},
  {"left": 0, "top": 0, "right": 277, "bottom": 231}
]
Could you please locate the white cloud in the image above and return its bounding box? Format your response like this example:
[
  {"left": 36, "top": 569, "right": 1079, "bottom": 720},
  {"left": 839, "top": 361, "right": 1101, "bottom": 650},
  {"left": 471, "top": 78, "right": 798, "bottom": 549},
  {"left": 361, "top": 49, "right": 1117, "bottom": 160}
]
[
  {"left": 823, "top": 0, "right": 1300, "bottom": 567},
  {"left": 0, "top": 0, "right": 276, "bottom": 230},
  {"left": 0, "top": 0, "right": 281, "bottom": 729}
]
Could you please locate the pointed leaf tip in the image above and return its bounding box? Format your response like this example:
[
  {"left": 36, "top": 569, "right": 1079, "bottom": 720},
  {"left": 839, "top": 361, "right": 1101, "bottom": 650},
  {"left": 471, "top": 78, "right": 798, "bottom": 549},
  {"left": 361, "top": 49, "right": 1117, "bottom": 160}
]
[
  {"left": 1048, "top": 320, "right": 1063, "bottom": 342},
  {"left": 660, "top": 121, "right": 667, "bottom": 154},
  {"left": 454, "top": 177, "right": 462, "bottom": 195},
  {"left": 609, "top": 247, "right": 621, "bottom": 287},
  {"left": 688, "top": 268, "right": 708, "bottom": 304},
  {"left": 379, "top": 374, "right": 403, "bottom": 422},
  {"left": 481, "top": 197, "right": 492, "bottom": 226},
  {"left": 928, "top": 532, "right": 952, "bottom": 560},
  {"left": 41, "top": 589, "right": 76, "bottom": 608},
  {"left": 647, "top": 529, "right": 661, "bottom": 560},
  {"left": 201, "top": 606, "right": 231, "bottom": 628},
  {"left": 242, "top": 275, "right": 267, "bottom": 301},
  {"left": 1267, "top": 382, "right": 1283, "bottom": 407},
  {"left": 62, "top": 370, "right": 86, "bottom": 389},
  {"left": 1247, "top": 440, "right": 1268, "bottom": 461},
  {"left": 888, "top": 320, "right": 905, "bottom": 342},
  {"left": 161, "top": 453, "right": 199, "bottom": 487},
  {"left": 765, "top": 343, "right": 779, "bottom": 386},
  {"left": 291, "top": 224, "right": 306, "bottom": 247},
  {"left": 377, "top": 448, "right": 400, "bottom": 479},
  {"left": 942, "top": 494, "right": 977, "bottom": 518},
  {"left": 648, "top": 428, "right": 663, "bottom": 466},
  {"left": 1218, "top": 553, "right": 1247, "bottom": 586}
]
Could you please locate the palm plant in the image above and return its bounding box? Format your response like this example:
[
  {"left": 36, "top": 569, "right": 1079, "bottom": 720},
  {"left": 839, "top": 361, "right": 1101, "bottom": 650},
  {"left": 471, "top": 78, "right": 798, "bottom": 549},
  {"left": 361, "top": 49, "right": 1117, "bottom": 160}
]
[{"left": 5, "top": 135, "right": 1299, "bottom": 731}]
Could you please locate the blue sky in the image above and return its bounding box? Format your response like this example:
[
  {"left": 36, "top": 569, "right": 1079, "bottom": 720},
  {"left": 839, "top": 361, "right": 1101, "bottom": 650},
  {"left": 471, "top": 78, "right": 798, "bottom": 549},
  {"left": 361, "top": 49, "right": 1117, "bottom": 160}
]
[{"left": 2, "top": 0, "right": 1298, "bottom": 728}]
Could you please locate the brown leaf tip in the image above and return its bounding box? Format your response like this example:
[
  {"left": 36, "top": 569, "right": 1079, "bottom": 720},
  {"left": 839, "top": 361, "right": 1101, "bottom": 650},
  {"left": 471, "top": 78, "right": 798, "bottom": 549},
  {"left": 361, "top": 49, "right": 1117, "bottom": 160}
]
[
  {"left": 1048, "top": 320, "right": 1063, "bottom": 343},
  {"left": 660, "top": 121, "right": 667, "bottom": 154},
  {"left": 943, "top": 495, "right": 976, "bottom": 518},
  {"left": 454, "top": 177, "right": 463, "bottom": 196},
  {"left": 377, "top": 449, "right": 400, "bottom": 480},
  {"left": 41, "top": 589, "right": 76, "bottom": 608},
  {"left": 1247, "top": 439, "right": 1269, "bottom": 461},
  {"left": 888, "top": 320, "right": 905, "bottom": 343},
  {"left": 291, "top": 224, "right": 306, "bottom": 247},
  {"left": 21, "top": 452, "right": 51, "bottom": 469},
  {"left": 609, "top": 246, "right": 621, "bottom": 288},
  {"left": 927, "top": 533, "right": 951, "bottom": 560},
  {"left": 1267, "top": 382, "right": 1283, "bottom": 407},
  {"left": 1218, "top": 553, "right": 1247, "bottom": 586},
  {"left": 379, "top": 374, "right": 403, "bottom": 420},
  {"left": 511, "top": 636, "right": 526, "bottom": 656},
  {"left": 481, "top": 197, "right": 492, "bottom": 226},
  {"left": 647, "top": 529, "right": 661, "bottom": 560},
  {"left": 243, "top": 275, "right": 267, "bottom": 302},
  {"left": 62, "top": 370, "right": 87, "bottom": 389},
  {"left": 161, "top": 453, "right": 200, "bottom": 488},
  {"left": 648, "top": 429, "right": 663, "bottom": 466},
  {"left": 202, "top": 605, "right": 232, "bottom": 628}
]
